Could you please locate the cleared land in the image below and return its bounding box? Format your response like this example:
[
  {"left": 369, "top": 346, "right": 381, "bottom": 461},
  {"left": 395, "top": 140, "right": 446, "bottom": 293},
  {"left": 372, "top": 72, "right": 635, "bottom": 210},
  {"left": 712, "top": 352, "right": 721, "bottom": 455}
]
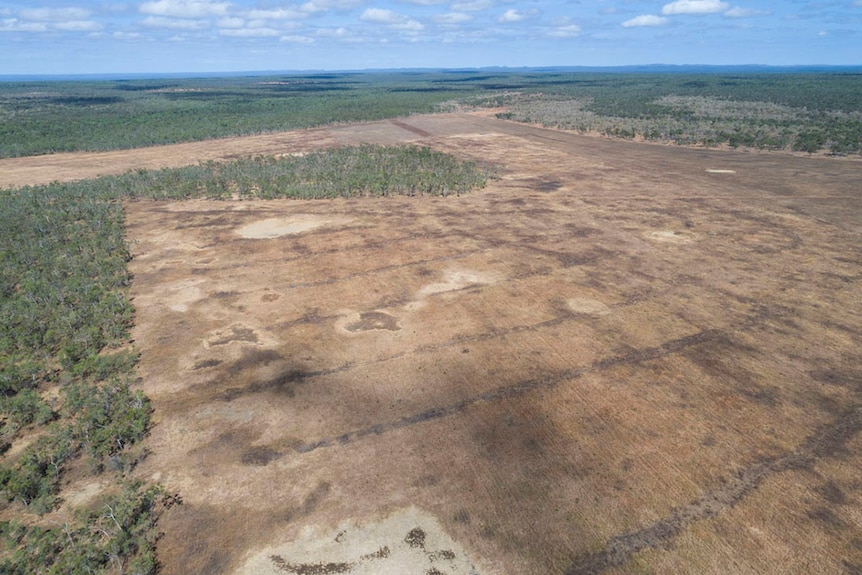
[{"left": 11, "top": 113, "right": 861, "bottom": 574}]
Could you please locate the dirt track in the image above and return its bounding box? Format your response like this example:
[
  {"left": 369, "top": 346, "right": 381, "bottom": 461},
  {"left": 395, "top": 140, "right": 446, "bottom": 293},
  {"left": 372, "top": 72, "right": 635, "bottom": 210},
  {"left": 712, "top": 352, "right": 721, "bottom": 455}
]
[{"left": 30, "top": 113, "right": 862, "bottom": 574}]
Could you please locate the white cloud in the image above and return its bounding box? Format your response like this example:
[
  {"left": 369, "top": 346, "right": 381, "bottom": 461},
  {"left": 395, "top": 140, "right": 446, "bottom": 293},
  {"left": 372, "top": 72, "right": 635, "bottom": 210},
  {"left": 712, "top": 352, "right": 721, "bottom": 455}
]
[
  {"left": 113, "top": 31, "right": 144, "bottom": 39},
  {"left": 400, "top": 0, "right": 448, "bottom": 5},
  {"left": 549, "top": 23, "right": 581, "bottom": 37},
  {"left": 0, "top": 18, "right": 49, "bottom": 32},
  {"left": 217, "top": 16, "right": 244, "bottom": 27},
  {"left": 316, "top": 26, "right": 349, "bottom": 37},
  {"left": 434, "top": 12, "right": 472, "bottom": 23},
  {"left": 280, "top": 34, "right": 315, "bottom": 43},
  {"left": 20, "top": 8, "right": 91, "bottom": 21},
  {"left": 724, "top": 7, "right": 769, "bottom": 18},
  {"left": 661, "top": 0, "right": 729, "bottom": 15},
  {"left": 53, "top": 20, "right": 104, "bottom": 31},
  {"left": 219, "top": 27, "right": 279, "bottom": 36},
  {"left": 140, "top": 0, "right": 230, "bottom": 18},
  {"left": 301, "top": 0, "right": 365, "bottom": 14},
  {"left": 498, "top": 8, "right": 530, "bottom": 22},
  {"left": 142, "top": 15, "right": 210, "bottom": 28},
  {"left": 247, "top": 8, "right": 306, "bottom": 20},
  {"left": 360, "top": 7, "right": 423, "bottom": 29},
  {"left": 451, "top": 0, "right": 494, "bottom": 12},
  {"left": 622, "top": 14, "right": 668, "bottom": 27},
  {"left": 397, "top": 19, "right": 423, "bottom": 30},
  {"left": 360, "top": 8, "right": 400, "bottom": 23}
]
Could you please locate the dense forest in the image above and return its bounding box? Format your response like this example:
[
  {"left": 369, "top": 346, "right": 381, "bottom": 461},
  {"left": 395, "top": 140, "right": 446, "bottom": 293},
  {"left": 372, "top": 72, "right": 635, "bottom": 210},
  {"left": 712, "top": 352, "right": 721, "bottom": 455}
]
[
  {"left": 1, "top": 70, "right": 861, "bottom": 158},
  {"left": 0, "top": 146, "right": 491, "bottom": 573}
]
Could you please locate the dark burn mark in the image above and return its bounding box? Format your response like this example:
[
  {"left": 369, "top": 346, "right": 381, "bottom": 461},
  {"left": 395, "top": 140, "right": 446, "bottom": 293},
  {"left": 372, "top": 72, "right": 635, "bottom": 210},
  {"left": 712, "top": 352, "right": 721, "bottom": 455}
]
[
  {"left": 220, "top": 364, "right": 353, "bottom": 402},
  {"left": 210, "top": 290, "right": 239, "bottom": 299},
  {"left": 227, "top": 348, "right": 284, "bottom": 374},
  {"left": 816, "top": 480, "right": 847, "bottom": 505},
  {"left": 276, "top": 308, "right": 340, "bottom": 332},
  {"left": 565, "top": 224, "right": 602, "bottom": 237},
  {"left": 430, "top": 549, "right": 457, "bottom": 561},
  {"left": 532, "top": 180, "right": 563, "bottom": 193},
  {"left": 390, "top": 119, "right": 432, "bottom": 138},
  {"left": 345, "top": 311, "right": 401, "bottom": 332},
  {"left": 405, "top": 527, "right": 427, "bottom": 549},
  {"left": 806, "top": 506, "right": 846, "bottom": 529},
  {"left": 565, "top": 405, "right": 862, "bottom": 574},
  {"left": 193, "top": 358, "right": 223, "bottom": 370},
  {"left": 810, "top": 368, "right": 862, "bottom": 392},
  {"left": 241, "top": 445, "right": 283, "bottom": 466},
  {"left": 270, "top": 556, "right": 351, "bottom": 575},
  {"left": 360, "top": 546, "right": 391, "bottom": 560}
]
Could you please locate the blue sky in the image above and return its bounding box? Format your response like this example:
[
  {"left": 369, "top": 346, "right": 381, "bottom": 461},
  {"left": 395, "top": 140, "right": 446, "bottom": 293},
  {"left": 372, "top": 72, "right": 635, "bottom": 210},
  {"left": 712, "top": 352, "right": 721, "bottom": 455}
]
[{"left": 1, "top": 0, "right": 860, "bottom": 74}]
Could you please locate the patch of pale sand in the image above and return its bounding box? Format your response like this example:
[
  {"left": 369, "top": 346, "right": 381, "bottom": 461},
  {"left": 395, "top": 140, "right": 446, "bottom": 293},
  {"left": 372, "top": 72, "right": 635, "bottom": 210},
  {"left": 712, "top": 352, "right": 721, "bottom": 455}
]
[
  {"left": 567, "top": 297, "right": 612, "bottom": 315},
  {"left": 3, "top": 430, "right": 45, "bottom": 460},
  {"left": 131, "top": 277, "right": 207, "bottom": 314},
  {"left": 416, "top": 269, "right": 500, "bottom": 300},
  {"left": 159, "top": 278, "right": 206, "bottom": 312},
  {"left": 646, "top": 230, "right": 697, "bottom": 244},
  {"left": 706, "top": 169, "right": 736, "bottom": 174},
  {"left": 236, "top": 215, "right": 353, "bottom": 239},
  {"left": 237, "top": 506, "right": 482, "bottom": 575},
  {"left": 63, "top": 480, "right": 107, "bottom": 509}
]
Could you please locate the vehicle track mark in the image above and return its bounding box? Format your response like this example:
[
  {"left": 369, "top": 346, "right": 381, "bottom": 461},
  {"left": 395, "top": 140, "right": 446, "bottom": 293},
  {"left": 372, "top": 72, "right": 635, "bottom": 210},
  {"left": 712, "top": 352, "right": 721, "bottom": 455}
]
[{"left": 389, "top": 119, "right": 432, "bottom": 138}]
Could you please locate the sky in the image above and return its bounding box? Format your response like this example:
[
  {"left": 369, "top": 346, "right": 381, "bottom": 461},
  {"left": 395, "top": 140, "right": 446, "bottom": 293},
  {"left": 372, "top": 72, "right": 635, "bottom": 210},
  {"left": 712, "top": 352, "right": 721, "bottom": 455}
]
[{"left": 1, "top": 0, "right": 860, "bottom": 74}]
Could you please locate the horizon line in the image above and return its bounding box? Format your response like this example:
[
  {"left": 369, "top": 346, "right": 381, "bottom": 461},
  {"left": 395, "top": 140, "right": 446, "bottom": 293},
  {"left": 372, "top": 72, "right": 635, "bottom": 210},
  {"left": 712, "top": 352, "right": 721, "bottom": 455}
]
[{"left": 2, "top": 63, "right": 862, "bottom": 82}]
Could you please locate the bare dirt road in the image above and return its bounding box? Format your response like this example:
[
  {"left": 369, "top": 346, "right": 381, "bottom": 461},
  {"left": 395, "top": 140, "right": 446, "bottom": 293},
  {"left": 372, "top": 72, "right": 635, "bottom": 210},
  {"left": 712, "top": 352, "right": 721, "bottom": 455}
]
[{"left": 25, "top": 113, "right": 862, "bottom": 574}]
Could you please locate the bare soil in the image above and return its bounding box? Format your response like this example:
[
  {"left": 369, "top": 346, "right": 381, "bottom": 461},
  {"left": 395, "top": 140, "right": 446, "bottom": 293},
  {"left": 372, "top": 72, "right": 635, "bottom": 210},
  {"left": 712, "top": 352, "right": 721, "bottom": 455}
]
[{"left": 9, "top": 113, "right": 862, "bottom": 574}]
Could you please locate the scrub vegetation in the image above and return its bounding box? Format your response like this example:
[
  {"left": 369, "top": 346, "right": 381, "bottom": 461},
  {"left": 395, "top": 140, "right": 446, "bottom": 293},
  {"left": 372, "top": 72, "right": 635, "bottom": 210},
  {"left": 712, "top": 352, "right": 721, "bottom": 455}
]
[
  {"left": 114, "top": 145, "right": 491, "bottom": 200},
  {"left": 0, "top": 145, "right": 489, "bottom": 573},
  {"left": 490, "top": 72, "right": 862, "bottom": 155},
  {"left": 2, "top": 70, "right": 861, "bottom": 158},
  {"left": 0, "top": 182, "right": 168, "bottom": 573}
]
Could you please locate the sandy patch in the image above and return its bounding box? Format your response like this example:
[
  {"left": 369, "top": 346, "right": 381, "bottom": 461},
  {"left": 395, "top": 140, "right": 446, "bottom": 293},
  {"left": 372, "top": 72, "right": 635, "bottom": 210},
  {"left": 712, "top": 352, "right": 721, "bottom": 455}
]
[
  {"left": 416, "top": 269, "right": 498, "bottom": 299},
  {"left": 63, "top": 480, "right": 107, "bottom": 508},
  {"left": 237, "top": 507, "right": 482, "bottom": 575},
  {"left": 236, "top": 215, "right": 353, "bottom": 239},
  {"left": 567, "top": 297, "right": 612, "bottom": 315},
  {"left": 646, "top": 230, "right": 697, "bottom": 243},
  {"left": 146, "top": 278, "right": 207, "bottom": 313}
]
